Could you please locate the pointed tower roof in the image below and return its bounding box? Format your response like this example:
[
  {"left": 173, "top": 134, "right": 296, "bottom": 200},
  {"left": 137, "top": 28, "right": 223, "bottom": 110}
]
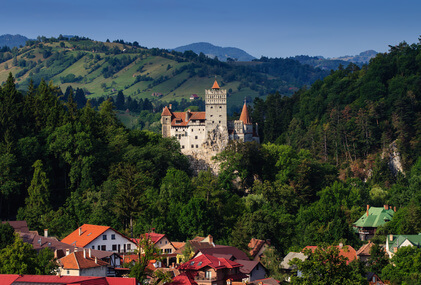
[
  {"left": 212, "top": 80, "right": 220, "bottom": 89},
  {"left": 161, "top": 106, "right": 172, "bottom": 116},
  {"left": 239, "top": 103, "right": 252, "bottom": 124}
]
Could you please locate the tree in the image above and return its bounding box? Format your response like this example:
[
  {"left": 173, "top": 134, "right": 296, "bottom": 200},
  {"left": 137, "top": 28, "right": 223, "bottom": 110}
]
[
  {"left": 0, "top": 234, "right": 38, "bottom": 274},
  {"left": 381, "top": 246, "right": 421, "bottom": 284},
  {"left": 0, "top": 222, "right": 15, "bottom": 249},
  {"left": 260, "top": 246, "right": 284, "bottom": 281},
  {"left": 290, "top": 245, "right": 367, "bottom": 284},
  {"left": 367, "top": 243, "right": 389, "bottom": 277},
  {"left": 17, "top": 160, "right": 51, "bottom": 233},
  {"left": 129, "top": 236, "right": 161, "bottom": 283}
]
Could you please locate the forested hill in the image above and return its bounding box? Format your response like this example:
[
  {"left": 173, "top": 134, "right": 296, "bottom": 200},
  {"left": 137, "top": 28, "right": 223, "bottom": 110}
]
[
  {"left": 0, "top": 36, "right": 328, "bottom": 113},
  {"left": 252, "top": 41, "right": 421, "bottom": 180}
]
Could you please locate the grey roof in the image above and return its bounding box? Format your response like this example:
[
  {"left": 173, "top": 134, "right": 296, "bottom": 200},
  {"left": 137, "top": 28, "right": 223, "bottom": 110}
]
[{"left": 280, "top": 252, "right": 307, "bottom": 270}]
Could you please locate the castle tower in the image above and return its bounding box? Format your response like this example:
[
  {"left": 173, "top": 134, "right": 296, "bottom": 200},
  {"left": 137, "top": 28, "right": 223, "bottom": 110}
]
[
  {"left": 205, "top": 80, "right": 227, "bottom": 133},
  {"left": 161, "top": 106, "right": 172, "bottom": 138}
]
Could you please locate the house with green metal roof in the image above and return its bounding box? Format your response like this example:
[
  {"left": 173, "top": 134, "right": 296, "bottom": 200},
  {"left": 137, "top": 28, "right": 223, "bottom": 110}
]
[
  {"left": 385, "top": 234, "right": 421, "bottom": 258},
  {"left": 353, "top": 205, "right": 395, "bottom": 241}
]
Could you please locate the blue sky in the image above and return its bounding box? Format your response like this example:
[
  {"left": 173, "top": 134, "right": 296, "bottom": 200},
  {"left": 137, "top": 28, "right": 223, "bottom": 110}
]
[{"left": 2, "top": 0, "right": 420, "bottom": 58}]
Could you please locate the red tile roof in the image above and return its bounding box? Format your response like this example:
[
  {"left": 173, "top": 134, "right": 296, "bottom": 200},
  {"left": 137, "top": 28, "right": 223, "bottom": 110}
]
[
  {"left": 170, "top": 273, "right": 198, "bottom": 285},
  {"left": 59, "top": 250, "right": 109, "bottom": 269},
  {"left": 356, "top": 241, "right": 379, "bottom": 257},
  {"left": 304, "top": 245, "right": 357, "bottom": 265},
  {"left": 172, "top": 242, "right": 186, "bottom": 250},
  {"left": 239, "top": 103, "right": 252, "bottom": 125},
  {"left": 170, "top": 112, "right": 206, "bottom": 127},
  {"left": 140, "top": 232, "right": 166, "bottom": 244},
  {"left": 197, "top": 246, "right": 250, "bottom": 261},
  {"left": 212, "top": 80, "right": 220, "bottom": 89},
  {"left": 248, "top": 238, "right": 269, "bottom": 258},
  {"left": 0, "top": 275, "right": 136, "bottom": 285},
  {"left": 178, "top": 254, "right": 243, "bottom": 271}
]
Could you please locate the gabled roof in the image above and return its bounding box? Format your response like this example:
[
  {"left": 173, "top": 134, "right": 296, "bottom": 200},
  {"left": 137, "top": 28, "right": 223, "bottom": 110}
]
[
  {"left": 280, "top": 252, "right": 307, "bottom": 270},
  {"left": 61, "top": 224, "right": 131, "bottom": 248},
  {"left": 59, "top": 250, "right": 109, "bottom": 269},
  {"left": 170, "top": 273, "right": 198, "bottom": 285},
  {"left": 239, "top": 103, "right": 252, "bottom": 125},
  {"left": 178, "top": 254, "right": 243, "bottom": 271},
  {"left": 249, "top": 278, "right": 280, "bottom": 285},
  {"left": 196, "top": 245, "right": 250, "bottom": 261},
  {"left": 2, "top": 221, "right": 30, "bottom": 233},
  {"left": 248, "top": 238, "right": 269, "bottom": 258},
  {"left": 170, "top": 111, "right": 206, "bottom": 127},
  {"left": 356, "top": 241, "right": 378, "bottom": 257},
  {"left": 304, "top": 245, "right": 357, "bottom": 265},
  {"left": 387, "top": 234, "right": 421, "bottom": 252},
  {"left": 0, "top": 275, "right": 136, "bottom": 285},
  {"left": 172, "top": 242, "right": 186, "bottom": 250},
  {"left": 141, "top": 232, "right": 166, "bottom": 244},
  {"left": 354, "top": 207, "right": 394, "bottom": 228},
  {"left": 212, "top": 80, "right": 220, "bottom": 89},
  {"left": 235, "top": 259, "right": 264, "bottom": 274}
]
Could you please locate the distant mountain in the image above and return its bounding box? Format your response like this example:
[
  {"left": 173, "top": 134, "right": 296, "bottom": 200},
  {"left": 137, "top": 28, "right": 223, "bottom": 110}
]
[
  {"left": 0, "top": 34, "right": 29, "bottom": 48},
  {"left": 331, "top": 50, "right": 378, "bottom": 63},
  {"left": 172, "top": 42, "right": 256, "bottom": 62}
]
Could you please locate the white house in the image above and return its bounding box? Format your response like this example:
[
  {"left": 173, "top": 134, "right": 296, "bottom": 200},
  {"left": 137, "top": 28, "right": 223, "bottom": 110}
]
[{"left": 61, "top": 224, "right": 136, "bottom": 254}]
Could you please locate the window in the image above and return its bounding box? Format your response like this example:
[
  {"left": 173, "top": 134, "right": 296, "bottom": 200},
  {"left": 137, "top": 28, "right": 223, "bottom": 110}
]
[
  {"left": 67, "top": 270, "right": 70, "bottom": 275},
  {"left": 191, "top": 145, "right": 194, "bottom": 148},
  {"left": 219, "top": 121, "right": 221, "bottom": 123},
  {"left": 101, "top": 245, "right": 106, "bottom": 251},
  {"left": 205, "top": 271, "right": 212, "bottom": 279},
  {"left": 97, "top": 245, "right": 100, "bottom": 250},
  {"left": 182, "top": 145, "right": 185, "bottom": 149},
  {"left": 165, "top": 248, "right": 172, "bottom": 253},
  {"left": 195, "top": 136, "right": 198, "bottom": 139},
  {"left": 92, "top": 246, "right": 94, "bottom": 249},
  {"left": 111, "top": 234, "right": 115, "bottom": 240},
  {"left": 102, "top": 234, "right": 107, "bottom": 240},
  {"left": 127, "top": 244, "right": 131, "bottom": 250},
  {"left": 196, "top": 145, "right": 198, "bottom": 148},
  {"left": 112, "top": 244, "right": 117, "bottom": 251}
]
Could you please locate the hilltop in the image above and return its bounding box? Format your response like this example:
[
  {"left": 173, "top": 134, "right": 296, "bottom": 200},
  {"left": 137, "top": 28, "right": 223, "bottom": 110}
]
[
  {"left": 172, "top": 42, "right": 256, "bottom": 62},
  {"left": 0, "top": 34, "right": 30, "bottom": 48},
  {"left": 0, "top": 37, "right": 328, "bottom": 113}
]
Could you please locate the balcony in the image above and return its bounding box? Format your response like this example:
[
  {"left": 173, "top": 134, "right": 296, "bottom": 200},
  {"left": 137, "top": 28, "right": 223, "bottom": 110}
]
[{"left": 194, "top": 276, "right": 217, "bottom": 282}]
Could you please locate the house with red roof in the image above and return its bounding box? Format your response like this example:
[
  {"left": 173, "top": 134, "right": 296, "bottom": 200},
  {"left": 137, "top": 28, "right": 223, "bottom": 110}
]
[
  {"left": 248, "top": 238, "right": 270, "bottom": 261},
  {"left": 134, "top": 231, "right": 178, "bottom": 266},
  {"left": 303, "top": 243, "right": 357, "bottom": 265},
  {"left": 0, "top": 274, "right": 136, "bottom": 285},
  {"left": 58, "top": 248, "right": 109, "bottom": 277},
  {"left": 61, "top": 224, "right": 136, "bottom": 254},
  {"left": 177, "top": 254, "right": 246, "bottom": 285}
]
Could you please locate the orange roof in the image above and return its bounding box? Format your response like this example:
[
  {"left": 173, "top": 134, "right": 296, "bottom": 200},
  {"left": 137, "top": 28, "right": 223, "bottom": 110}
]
[
  {"left": 172, "top": 242, "right": 186, "bottom": 250},
  {"left": 171, "top": 112, "right": 206, "bottom": 126},
  {"left": 304, "top": 245, "right": 357, "bottom": 265},
  {"left": 239, "top": 103, "right": 252, "bottom": 124},
  {"left": 61, "top": 224, "right": 131, "bottom": 248},
  {"left": 212, "top": 80, "right": 220, "bottom": 89},
  {"left": 356, "top": 241, "right": 379, "bottom": 257},
  {"left": 59, "top": 250, "right": 108, "bottom": 269},
  {"left": 162, "top": 106, "right": 173, "bottom": 116}
]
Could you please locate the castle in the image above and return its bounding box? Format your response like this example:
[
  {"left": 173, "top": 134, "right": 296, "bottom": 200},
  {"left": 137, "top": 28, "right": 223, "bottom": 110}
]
[{"left": 161, "top": 80, "right": 259, "bottom": 153}]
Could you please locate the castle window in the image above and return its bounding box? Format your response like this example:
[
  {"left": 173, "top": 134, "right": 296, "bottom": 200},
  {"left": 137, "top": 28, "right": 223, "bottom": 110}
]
[
  {"left": 195, "top": 136, "right": 198, "bottom": 139},
  {"left": 219, "top": 121, "right": 221, "bottom": 123},
  {"left": 219, "top": 106, "right": 222, "bottom": 109},
  {"left": 182, "top": 145, "right": 185, "bottom": 149},
  {"left": 196, "top": 145, "right": 198, "bottom": 148},
  {"left": 191, "top": 145, "right": 194, "bottom": 148}
]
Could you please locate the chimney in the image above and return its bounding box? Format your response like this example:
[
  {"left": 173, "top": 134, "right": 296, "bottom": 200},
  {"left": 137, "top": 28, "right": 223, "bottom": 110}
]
[
  {"left": 79, "top": 227, "right": 82, "bottom": 236},
  {"left": 389, "top": 234, "right": 393, "bottom": 241},
  {"left": 394, "top": 206, "right": 397, "bottom": 212},
  {"left": 367, "top": 205, "right": 370, "bottom": 216},
  {"left": 186, "top": 110, "right": 190, "bottom": 122},
  {"left": 66, "top": 249, "right": 70, "bottom": 256},
  {"left": 74, "top": 247, "right": 78, "bottom": 253},
  {"left": 393, "top": 247, "right": 398, "bottom": 253},
  {"left": 89, "top": 248, "right": 92, "bottom": 258},
  {"left": 339, "top": 242, "right": 343, "bottom": 249},
  {"left": 169, "top": 104, "right": 172, "bottom": 110},
  {"left": 54, "top": 249, "right": 58, "bottom": 259},
  {"left": 95, "top": 256, "right": 98, "bottom": 264},
  {"left": 44, "top": 229, "right": 48, "bottom": 237},
  {"left": 384, "top": 205, "right": 388, "bottom": 210},
  {"left": 83, "top": 249, "right": 86, "bottom": 259}
]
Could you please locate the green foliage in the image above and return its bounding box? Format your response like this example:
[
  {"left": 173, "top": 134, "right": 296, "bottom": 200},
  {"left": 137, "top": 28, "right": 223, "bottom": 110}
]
[
  {"left": 129, "top": 236, "right": 161, "bottom": 283},
  {"left": 0, "top": 222, "right": 15, "bottom": 249},
  {"left": 381, "top": 246, "right": 421, "bottom": 285},
  {"left": 290, "top": 245, "right": 367, "bottom": 284}
]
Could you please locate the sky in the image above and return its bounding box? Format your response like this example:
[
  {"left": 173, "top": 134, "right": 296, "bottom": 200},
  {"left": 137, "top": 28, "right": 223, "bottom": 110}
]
[{"left": 1, "top": 0, "right": 421, "bottom": 58}]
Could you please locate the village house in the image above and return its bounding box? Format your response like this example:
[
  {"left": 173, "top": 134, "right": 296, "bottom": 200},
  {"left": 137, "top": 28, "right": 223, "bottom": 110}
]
[
  {"left": 353, "top": 205, "right": 395, "bottom": 241},
  {"left": 303, "top": 244, "right": 357, "bottom": 265},
  {"left": 385, "top": 233, "right": 421, "bottom": 258},
  {"left": 57, "top": 248, "right": 109, "bottom": 277},
  {"left": 177, "top": 254, "right": 246, "bottom": 285},
  {"left": 61, "top": 224, "right": 136, "bottom": 254},
  {"left": 248, "top": 238, "right": 270, "bottom": 261},
  {"left": 136, "top": 231, "right": 177, "bottom": 266}
]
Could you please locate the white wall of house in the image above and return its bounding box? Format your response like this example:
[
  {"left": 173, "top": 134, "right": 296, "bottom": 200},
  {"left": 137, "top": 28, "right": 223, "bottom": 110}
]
[
  {"left": 59, "top": 266, "right": 107, "bottom": 277},
  {"left": 86, "top": 229, "right": 136, "bottom": 253}
]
